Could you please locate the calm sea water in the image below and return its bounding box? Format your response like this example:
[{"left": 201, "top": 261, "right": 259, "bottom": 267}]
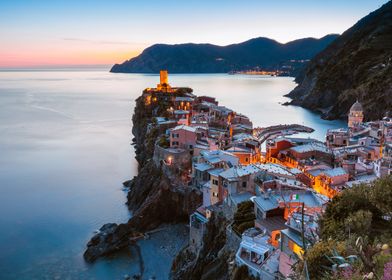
[{"left": 0, "top": 69, "right": 345, "bottom": 279}]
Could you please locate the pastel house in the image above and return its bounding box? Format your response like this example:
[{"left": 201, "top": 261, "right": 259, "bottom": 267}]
[{"left": 170, "top": 125, "right": 206, "bottom": 150}]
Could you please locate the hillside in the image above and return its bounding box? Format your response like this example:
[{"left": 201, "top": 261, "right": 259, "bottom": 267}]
[
  {"left": 287, "top": 1, "right": 392, "bottom": 120},
  {"left": 110, "top": 35, "right": 338, "bottom": 75}
]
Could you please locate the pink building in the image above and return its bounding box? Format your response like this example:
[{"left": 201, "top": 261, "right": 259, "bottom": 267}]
[
  {"left": 321, "top": 167, "right": 349, "bottom": 186},
  {"left": 170, "top": 125, "right": 206, "bottom": 150}
]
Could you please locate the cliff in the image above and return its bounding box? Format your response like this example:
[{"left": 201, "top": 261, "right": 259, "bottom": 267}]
[
  {"left": 171, "top": 213, "right": 231, "bottom": 280},
  {"left": 84, "top": 94, "right": 202, "bottom": 262},
  {"left": 287, "top": 1, "right": 392, "bottom": 120},
  {"left": 110, "top": 35, "right": 338, "bottom": 76}
]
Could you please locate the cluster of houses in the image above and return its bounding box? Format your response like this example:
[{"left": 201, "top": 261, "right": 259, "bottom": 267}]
[{"left": 144, "top": 71, "right": 392, "bottom": 279}]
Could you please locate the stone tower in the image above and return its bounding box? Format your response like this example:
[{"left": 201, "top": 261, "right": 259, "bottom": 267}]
[
  {"left": 157, "top": 70, "right": 171, "bottom": 92},
  {"left": 160, "top": 70, "right": 168, "bottom": 85},
  {"left": 348, "top": 100, "right": 364, "bottom": 128}
]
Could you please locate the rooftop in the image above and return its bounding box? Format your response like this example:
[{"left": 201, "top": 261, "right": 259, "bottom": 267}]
[
  {"left": 255, "top": 163, "right": 294, "bottom": 177},
  {"left": 323, "top": 167, "right": 347, "bottom": 178},
  {"left": 220, "top": 164, "right": 261, "bottom": 180},
  {"left": 194, "top": 162, "right": 213, "bottom": 172},
  {"left": 290, "top": 142, "right": 330, "bottom": 154},
  {"left": 172, "top": 125, "right": 197, "bottom": 132},
  {"left": 350, "top": 100, "right": 363, "bottom": 112},
  {"left": 208, "top": 168, "right": 225, "bottom": 177}
]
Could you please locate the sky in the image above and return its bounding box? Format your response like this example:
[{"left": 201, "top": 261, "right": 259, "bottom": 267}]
[{"left": 0, "top": 0, "right": 389, "bottom": 68}]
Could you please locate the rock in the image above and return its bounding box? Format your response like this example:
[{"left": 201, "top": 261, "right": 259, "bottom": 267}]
[
  {"left": 84, "top": 90, "right": 202, "bottom": 262},
  {"left": 83, "top": 223, "right": 135, "bottom": 262},
  {"left": 122, "top": 179, "right": 134, "bottom": 188}
]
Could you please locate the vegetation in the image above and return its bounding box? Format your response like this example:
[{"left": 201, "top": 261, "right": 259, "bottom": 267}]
[
  {"left": 232, "top": 201, "right": 255, "bottom": 235},
  {"left": 288, "top": 1, "right": 392, "bottom": 120},
  {"left": 296, "top": 176, "right": 392, "bottom": 279},
  {"left": 110, "top": 35, "right": 338, "bottom": 75}
]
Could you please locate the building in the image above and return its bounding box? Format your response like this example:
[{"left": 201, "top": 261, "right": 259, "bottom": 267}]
[
  {"left": 348, "top": 100, "right": 364, "bottom": 128},
  {"left": 235, "top": 227, "right": 279, "bottom": 279},
  {"left": 192, "top": 150, "right": 239, "bottom": 189},
  {"left": 170, "top": 125, "right": 197, "bottom": 149},
  {"left": 326, "top": 128, "right": 350, "bottom": 147},
  {"left": 279, "top": 209, "right": 319, "bottom": 278},
  {"left": 253, "top": 189, "right": 326, "bottom": 222},
  {"left": 189, "top": 206, "right": 211, "bottom": 253},
  {"left": 156, "top": 70, "right": 172, "bottom": 92},
  {"left": 219, "top": 164, "right": 261, "bottom": 208}
]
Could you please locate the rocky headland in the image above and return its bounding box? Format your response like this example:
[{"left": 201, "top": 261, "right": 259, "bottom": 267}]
[{"left": 84, "top": 92, "right": 202, "bottom": 263}]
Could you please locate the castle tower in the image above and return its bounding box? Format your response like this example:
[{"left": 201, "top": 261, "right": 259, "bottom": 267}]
[
  {"left": 348, "top": 100, "right": 364, "bottom": 128},
  {"left": 160, "top": 70, "right": 168, "bottom": 85},
  {"left": 157, "top": 70, "right": 171, "bottom": 92}
]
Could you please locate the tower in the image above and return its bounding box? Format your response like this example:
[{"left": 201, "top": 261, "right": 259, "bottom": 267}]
[
  {"left": 157, "top": 70, "right": 171, "bottom": 92},
  {"left": 160, "top": 70, "right": 168, "bottom": 85},
  {"left": 348, "top": 100, "right": 364, "bottom": 128}
]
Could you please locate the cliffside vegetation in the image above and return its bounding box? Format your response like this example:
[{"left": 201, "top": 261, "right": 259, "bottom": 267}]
[
  {"left": 287, "top": 1, "right": 392, "bottom": 120},
  {"left": 232, "top": 201, "right": 255, "bottom": 235},
  {"left": 294, "top": 176, "right": 392, "bottom": 279}
]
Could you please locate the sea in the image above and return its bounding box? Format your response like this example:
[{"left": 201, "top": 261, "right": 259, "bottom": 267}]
[{"left": 0, "top": 68, "right": 346, "bottom": 280}]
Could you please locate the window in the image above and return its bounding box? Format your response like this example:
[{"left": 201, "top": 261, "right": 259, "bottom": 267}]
[
  {"left": 245, "top": 157, "right": 249, "bottom": 162},
  {"left": 212, "top": 192, "right": 218, "bottom": 197},
  {"left": 212, "top": 179, "right": 219, "bottom": 185},
  {"left": 242, "top": 181, "right": 247, "bottom": 188}
]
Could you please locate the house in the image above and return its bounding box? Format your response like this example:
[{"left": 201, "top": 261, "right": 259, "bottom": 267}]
[
  {"left": 209, "top": 105, "right": 235, "bottom": 127},
  {"left": 226, "top": 145, "right": 255, "bottom": 165},
  {"left": 219, "top": 164, "right": 261, "bottom": 208},
  {"left": 253, "top": 190, "right": 326, "bottom": 222},
  {"left": 326, "top": 128, "right": 350, "bottom": 148},
  {"left": 279, "top": 209, "right": 319, "bottom": 278},
  {"left": 208, "top": 168, "right": 225, "bottom": 205},
  {"left": 283, "top": 142, "right": 333, "bottom": 164},
  {"left": 235, "top": 227, "right": 279, "bottom": 279},
  {"left": 321, "top": 167, "right": 349, "bottom": 186},
  {"left": 174, "top": 96, "right": 194, "bottom": 112},
  {"left": 172, "top": 110, "right": 191, "bottom": 125},
  {"left": 192, "top": 150, "right": 238, "bottom": 189},
  {"left": 189, "top": 206, "right": 211, "bottom": 253},
  {"left": 169, "top": 125, "right": 207, "bottom": 150}
]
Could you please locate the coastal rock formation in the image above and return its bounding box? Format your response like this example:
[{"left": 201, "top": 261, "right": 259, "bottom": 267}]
[
  {"left": 287, "top": 1, "right": 392, "bottom": 120},
  {"left": 110, "top": 35, "right": 338, "bottom": 76},
  {"left": 84, "top": 94, "right": 202, "bottom": 262},
  {"left": 84, "top": 223, "right": 137, "bottom": 262},
  {"left": 171, "top": 213, "right": 231, "bottom": 280}
]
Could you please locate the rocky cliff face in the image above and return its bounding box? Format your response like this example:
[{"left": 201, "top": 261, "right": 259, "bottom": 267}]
[
  {"left": 171, "top": 213, "right": 231, "bottom": 280},
  {"left": 84, "top": 94, "right": 202, "bottom": 262},
  {"left": 287, "top": 1, "right": 392, "bottom": 120}
]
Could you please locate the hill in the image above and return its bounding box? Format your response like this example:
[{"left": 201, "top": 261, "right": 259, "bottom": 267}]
[
  {"left": 110, "top": 35, "right": 338, "bottom": 75},
  {"left": 286, "top": 1, "right": 392, "bottom": 120}
]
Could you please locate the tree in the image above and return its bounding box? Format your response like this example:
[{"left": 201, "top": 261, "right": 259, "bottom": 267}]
[
  {"left": 344, "top": 210, "right": 373, "bottom": 238},
  {"left": 319, "top": 183, "right": 386, "bottom": 241},
  {"left": 369, "top": 175, "right": 392, "bottom": 217}
]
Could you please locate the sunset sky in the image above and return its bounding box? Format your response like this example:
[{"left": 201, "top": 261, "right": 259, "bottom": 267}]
[{"left": 0, "top": 0, "right": 388, "bottom": 68}]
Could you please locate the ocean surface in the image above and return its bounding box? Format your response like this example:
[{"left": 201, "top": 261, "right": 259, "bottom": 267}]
[{"left": 0, "top": 69, "right": 345, "bottom": 280}]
